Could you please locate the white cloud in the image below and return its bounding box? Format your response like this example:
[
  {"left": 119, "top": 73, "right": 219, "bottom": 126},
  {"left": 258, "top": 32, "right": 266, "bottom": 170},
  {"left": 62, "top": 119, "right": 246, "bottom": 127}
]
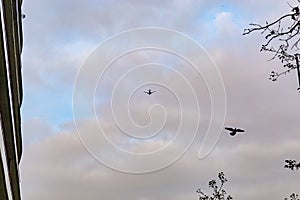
[
  {"left": 20, "top": 0, "right": 300, "bottom": 199},
  {"left": 215, "top": 12, "right": 237, "bottom": 35}
]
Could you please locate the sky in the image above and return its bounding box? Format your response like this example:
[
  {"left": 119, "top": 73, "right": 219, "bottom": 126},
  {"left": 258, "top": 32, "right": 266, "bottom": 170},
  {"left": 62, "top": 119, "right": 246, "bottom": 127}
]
[{"left": 20, "top": 0, "right": 300, "bottom": 199}]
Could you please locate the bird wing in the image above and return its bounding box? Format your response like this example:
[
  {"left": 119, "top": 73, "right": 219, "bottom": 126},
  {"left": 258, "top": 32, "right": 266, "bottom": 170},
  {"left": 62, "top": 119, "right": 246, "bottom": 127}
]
[
  {"left": 236, "top": 128, "right": 245, "bottom": 132},
  {"left": 225, "top": 127, "right": 234, "bottom": 131}
]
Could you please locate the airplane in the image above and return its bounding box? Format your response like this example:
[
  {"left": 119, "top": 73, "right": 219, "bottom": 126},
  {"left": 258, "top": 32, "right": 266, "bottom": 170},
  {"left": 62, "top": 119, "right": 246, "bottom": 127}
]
[
  {"left": 144, "top": 89, "right": 155, "bottom": 95},
  {"left": 224, "top": 127, "right": 245, "bottom": 136}
]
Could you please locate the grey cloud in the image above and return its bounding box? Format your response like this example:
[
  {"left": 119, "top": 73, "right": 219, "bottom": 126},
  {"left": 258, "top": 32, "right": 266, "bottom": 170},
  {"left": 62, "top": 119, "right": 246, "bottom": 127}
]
[
  {"left": 20, "top": 124, "right": 300, "bottom": 200},
  {"left": 20, "top": 0, "right": 300, "bottom": 199},
  {"left": 22, "top": 118, "right": 56, "bottom": 145}
]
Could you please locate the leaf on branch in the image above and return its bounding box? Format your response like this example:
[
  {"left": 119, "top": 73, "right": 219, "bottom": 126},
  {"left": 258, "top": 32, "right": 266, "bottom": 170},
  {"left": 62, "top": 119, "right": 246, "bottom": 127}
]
[
  {"left": 284, "top": 193, "right": 300, "bottom": 200},
  {"left": 292, "top": 7, "right": 300, "bottom": 14},
  {"left": 284, "top": 159, "right": 300, "bottom": 170},
  {"left": 196, "top": 172, "right": 233, "bottom": 200}
]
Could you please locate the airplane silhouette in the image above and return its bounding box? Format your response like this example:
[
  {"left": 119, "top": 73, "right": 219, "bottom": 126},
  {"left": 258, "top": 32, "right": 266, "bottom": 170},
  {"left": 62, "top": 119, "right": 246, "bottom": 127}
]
[
  {"left": 225, "top": 127, "right": 245, "bottom": 136},
  {"left": 144, "top": 89, "right": 155, "bottom": 95}
]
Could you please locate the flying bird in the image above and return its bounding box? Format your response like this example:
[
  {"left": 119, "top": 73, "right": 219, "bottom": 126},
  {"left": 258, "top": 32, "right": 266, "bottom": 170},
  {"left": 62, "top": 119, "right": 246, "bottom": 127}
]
[
  {"left": 144, "top": 89, "right": 155, "bottom": 95},
  {"left": 225, "top": 127, "right": 245, "bottom": 136}
]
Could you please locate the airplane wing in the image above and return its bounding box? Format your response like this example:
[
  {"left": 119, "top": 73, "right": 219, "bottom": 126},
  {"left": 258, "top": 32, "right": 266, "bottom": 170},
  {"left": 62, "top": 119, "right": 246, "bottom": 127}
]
[
  {"left": 225, "top": 127, "right": 234, "bottom": 131},
  {"left": 236, "top": 128, "right": 245, "bottom": 132}
]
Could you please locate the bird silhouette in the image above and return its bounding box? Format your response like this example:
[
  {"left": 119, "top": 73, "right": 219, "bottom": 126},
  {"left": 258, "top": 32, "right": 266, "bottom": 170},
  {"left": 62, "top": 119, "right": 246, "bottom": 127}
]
[
  {"left": 144, "top": 89, "right": 155, "bottom": 95},
  {"left": 225, "top": 127, "right": 245, "bottom": 136}
]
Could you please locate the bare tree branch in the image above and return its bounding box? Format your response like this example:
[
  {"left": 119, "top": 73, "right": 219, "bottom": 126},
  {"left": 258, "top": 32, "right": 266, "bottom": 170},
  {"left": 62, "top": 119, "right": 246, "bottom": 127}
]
[
  {"left": 243, "top": 3, "right": 300, "bottom": 91},
  {"left": 196, "top": 172, "right": 233, "bottom": 200}
]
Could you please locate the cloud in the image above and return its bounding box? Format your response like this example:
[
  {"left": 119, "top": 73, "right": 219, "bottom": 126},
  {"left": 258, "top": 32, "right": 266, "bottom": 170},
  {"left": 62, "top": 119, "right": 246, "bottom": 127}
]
[
  {"left": 215, "top": 12, "right": 237, "bottom": 35},
  {"left": 20, "top": 120, "right": 300, "bottom": 200},
  {"left": 22, "top": 118, "right": 55, "bottom": 146},
  {"left": 20, "top": 0, "right": 300, "bottom": 199}
]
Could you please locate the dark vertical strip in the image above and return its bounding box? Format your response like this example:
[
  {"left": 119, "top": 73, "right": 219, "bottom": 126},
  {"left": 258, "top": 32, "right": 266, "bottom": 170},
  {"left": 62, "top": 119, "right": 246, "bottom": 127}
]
[
  {"left": 0, "top": 149, "right": 9, "bottom": 200},
  {"left": 0, "top": 1, "right": 21, "bottom": 199},
  {"left": 295, "top": 54, "right": 300, "bottom": 90},
  {"left": 2, "top": 0, "right": 22, "bottom": 163}
]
